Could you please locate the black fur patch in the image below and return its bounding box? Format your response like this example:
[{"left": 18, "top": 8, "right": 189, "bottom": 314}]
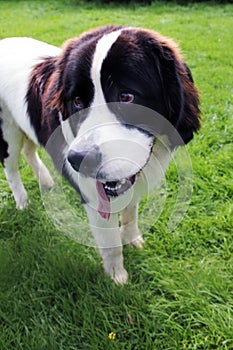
[
  {"left": 101, "top": 30, "right": 168, "bottom": 120},
  {"left": 26, "top": 57, "right": 60, "bottom": 146},
  {"left": 0, "top": 116, "right": 9, "bottom": 165},
  {"left": 102, "top": 28, "right": 200, "bottom": 146}
]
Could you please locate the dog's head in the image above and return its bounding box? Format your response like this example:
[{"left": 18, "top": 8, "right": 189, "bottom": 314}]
[{"left": 45, "top": 26, "right": 200, "bottom": 217}]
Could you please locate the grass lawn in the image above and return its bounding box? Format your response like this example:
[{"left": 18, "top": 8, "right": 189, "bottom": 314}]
[{"left": 0, "top": 0, "right": 233, "bottom": 349}]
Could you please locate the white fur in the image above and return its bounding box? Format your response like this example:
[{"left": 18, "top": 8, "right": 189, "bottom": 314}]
[
  {"left": 59, "top": 111, "right": 75, "bottom": 145},
  {"left": 22, "top": 137, "right": 54, "bottom": 189},
  {"left": 0, "top": 37, "right": 61, "bottom": 145},
  {"left": 0, "top": 37, "right": 60, "bottom": 208},
  {"left": 91, "top": 29, "right": 123, "bottom": 105}
]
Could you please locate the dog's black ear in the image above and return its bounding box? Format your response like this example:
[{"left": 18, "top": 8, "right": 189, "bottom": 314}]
[
  {"left": 26, "top": 56, "right": 63, "bottom": 145},
  {"left": 174, "top": 62, "right": 201, "bottom": 145},
  {"left": 44, "top": 38, "right": 78, "bottom": 120},
  {"left": 151, "top": 37, "right": 201, "bottom": 146}
]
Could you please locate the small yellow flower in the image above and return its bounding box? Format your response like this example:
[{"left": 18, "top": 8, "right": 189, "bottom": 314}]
[{"left": 108, "top": 332, "right": 116, "bottom": 340}]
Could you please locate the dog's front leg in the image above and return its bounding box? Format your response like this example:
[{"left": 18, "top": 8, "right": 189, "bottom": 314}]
[
  {"left": 84, "top": 205, "right": 128, "bottom": 285},
  {"left": 120, "top": 204, "right": 144, "bottom": 249}
]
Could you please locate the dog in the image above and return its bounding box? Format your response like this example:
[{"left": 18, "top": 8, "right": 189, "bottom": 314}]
[{"left": 0, "top": 26, "right": 200, "bottom": 284}]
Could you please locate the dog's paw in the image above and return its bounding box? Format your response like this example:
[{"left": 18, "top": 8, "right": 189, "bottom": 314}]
[
  {"left": 112, "top": 267, "right": 129, "bottom": 285},
  {"left": 130, "top": 235, "right": 144, "bottom": 249},
  {"left": 16, "top": 191, "right": 28, "bottom": 210},
  {"left": 39, "top": 168, "right": 54, "bottom": 190},
  {"left": 104, "top": 263, "right": 129, "bottom": 285},
  {"left": 121, "top": 226, "right": 144, "bottom": 249}
]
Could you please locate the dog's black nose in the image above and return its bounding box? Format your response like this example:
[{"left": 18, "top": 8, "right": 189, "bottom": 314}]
[{"left": 67, "top": 148, "right": 102, "bottom": 175}]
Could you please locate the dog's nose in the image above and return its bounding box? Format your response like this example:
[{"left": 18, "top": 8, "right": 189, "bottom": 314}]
[{"left": 67, "top": 148, "right": 102, "bottom": 175}]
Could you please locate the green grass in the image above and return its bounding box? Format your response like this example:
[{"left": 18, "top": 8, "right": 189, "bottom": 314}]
[{"left": 0, "top": 0, "right": 233, "bottom": 349}]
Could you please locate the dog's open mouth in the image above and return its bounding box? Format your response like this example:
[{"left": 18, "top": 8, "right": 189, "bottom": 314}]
[
  {"left": 96, "top": 175, "right": 136, "bottom": 221},
  {"left": 103, "top": 175, "right": 136, "bottom": 197}
]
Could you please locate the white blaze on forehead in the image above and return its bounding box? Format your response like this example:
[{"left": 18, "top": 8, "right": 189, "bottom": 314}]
[
  {"left": 91, "top": 29, "right": 123, "bottom": 104},
  {"left": 76, "top": 29, "right": 125, "bottom": 136}
]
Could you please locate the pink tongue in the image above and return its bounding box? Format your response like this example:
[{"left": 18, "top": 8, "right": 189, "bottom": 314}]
[{"left": 96, "top": 181, "right": 110, "bottom": 221}]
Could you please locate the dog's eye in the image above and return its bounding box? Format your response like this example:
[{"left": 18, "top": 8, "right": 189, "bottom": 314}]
[
  {"left": 119, "top": 92, "right": 135, "bottom": 103},
  {"left": 73, "top": 97, "right": 85, "bottom": 111}
]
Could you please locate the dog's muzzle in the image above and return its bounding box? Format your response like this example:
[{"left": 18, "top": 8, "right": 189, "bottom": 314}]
[
  {"left": 67, "top": 146, "right": 140, "bottom": 221},
  {"left": 67, "top": 147, "right": 137, "bottom": 198}
]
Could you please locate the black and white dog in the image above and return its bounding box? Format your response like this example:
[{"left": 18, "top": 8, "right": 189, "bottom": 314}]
[{"left": 0, "top": 26, "right": 200, "bottom": 284}]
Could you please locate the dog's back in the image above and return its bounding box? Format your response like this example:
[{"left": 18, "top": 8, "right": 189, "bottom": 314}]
[
  {"left": 0, "top": 37, "right": 60, "bottom": 143},
  {"left": 0, "top": 38, "right": 59, "bottom": 209}
]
